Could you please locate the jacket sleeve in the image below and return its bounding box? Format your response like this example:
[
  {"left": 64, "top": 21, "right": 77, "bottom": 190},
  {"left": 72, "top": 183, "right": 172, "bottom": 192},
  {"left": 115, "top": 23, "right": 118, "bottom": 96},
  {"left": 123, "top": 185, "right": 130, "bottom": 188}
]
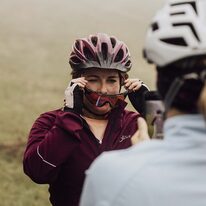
[{"left": 23, "top": 110, "right": 82, "bottom": 184}]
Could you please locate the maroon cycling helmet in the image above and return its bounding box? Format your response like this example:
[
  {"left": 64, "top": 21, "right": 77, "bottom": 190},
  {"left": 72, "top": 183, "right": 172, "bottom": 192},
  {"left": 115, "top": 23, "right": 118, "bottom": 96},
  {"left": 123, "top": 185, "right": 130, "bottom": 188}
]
[{"left": 69, "top": 33, "right": 132, "bottom": 72}]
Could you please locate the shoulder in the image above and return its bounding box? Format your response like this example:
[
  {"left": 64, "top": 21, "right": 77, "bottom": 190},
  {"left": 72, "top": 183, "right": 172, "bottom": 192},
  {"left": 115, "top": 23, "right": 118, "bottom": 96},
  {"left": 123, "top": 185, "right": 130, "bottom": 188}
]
[
  {"left": 38, "top": 108, "right": 61, "bottom": 119},
  {"left": 33, "top": 109, "right": 61, "bottom": 126},
  {"left": 34, "top": 109, "right": 83, "bottom": 129},
  {"left": 85, "top": 140, "right": 166, "bottom": 203},
  {"left": 35, "top": 109, "right": 82, "bottom": 125},
  {"left": 121, "top": 109, "right": 141, "bottom": 121},
  {"left": 90, "top": 139, "right": 165, "bottom": 172},
  {"left": 38, "top": 108, "right": 82, "bottom": 121},
  {"left": 120, "top": 110, "right": 141, "bottom": 129}
]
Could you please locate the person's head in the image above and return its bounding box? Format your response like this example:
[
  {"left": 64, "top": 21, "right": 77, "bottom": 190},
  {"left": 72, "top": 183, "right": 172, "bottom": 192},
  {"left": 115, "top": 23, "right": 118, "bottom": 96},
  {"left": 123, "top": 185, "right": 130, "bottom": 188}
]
[
  {"left": 69, "top": 33, "right": 131, "bottom": 118},
  {"left": 143, "top": 0, "right": 206, "bottom": 118}
]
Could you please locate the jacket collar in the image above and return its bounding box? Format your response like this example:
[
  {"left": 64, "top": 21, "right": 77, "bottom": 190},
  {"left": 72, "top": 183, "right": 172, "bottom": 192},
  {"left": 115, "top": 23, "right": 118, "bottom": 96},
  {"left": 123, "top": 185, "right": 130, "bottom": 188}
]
[{"left": 164, "top": 114, "right": 206, "bottom": 141}]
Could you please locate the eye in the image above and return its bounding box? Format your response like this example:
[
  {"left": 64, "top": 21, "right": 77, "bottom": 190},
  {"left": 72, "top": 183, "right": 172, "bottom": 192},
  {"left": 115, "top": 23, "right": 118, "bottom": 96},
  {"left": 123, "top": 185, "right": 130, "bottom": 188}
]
[
  {"left": 107, "top": 79, "right": 117, "bottom": 83},
  {"left": 87, "top": 79, "right": 99, "bottom": 83}
]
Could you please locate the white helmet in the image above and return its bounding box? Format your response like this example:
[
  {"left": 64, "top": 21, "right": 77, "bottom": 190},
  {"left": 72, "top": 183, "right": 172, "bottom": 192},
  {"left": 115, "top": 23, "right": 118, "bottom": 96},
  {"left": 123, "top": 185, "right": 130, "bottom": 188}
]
[{"left": 143, "top": 0, "right": 206, "bottom": 67}]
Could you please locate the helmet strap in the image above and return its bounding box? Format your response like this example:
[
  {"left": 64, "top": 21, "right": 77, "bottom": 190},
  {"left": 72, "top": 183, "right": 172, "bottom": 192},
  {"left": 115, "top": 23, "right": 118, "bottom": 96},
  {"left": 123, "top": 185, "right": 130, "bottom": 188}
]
[
  {"left": 164, "top": 72, "right": 204, "bottom": 111},
  {"left": 164, "top": 77, "right": 184, "bottom": 111}
]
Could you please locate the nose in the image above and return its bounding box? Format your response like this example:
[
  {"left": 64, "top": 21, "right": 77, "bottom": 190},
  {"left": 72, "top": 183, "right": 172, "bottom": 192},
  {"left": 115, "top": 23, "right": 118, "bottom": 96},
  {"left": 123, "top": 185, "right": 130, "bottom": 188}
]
[{"left": 99, "top": 83, "right": 108, "bottom": 94}]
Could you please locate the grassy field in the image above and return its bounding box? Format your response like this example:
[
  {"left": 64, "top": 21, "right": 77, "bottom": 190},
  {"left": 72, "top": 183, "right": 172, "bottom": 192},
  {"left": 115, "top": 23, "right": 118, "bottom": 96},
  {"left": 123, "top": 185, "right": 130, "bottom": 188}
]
[
  {"left": 0, "top": 142, "right": 50, "bottom": 206},
  {"left": 0, "top": 0, "right": 164, "bottom": 205}
]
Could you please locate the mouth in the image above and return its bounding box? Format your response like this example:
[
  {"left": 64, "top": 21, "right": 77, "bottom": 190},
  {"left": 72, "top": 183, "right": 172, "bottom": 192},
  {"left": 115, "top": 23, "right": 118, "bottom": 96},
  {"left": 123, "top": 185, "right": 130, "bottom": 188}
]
[
  {"left": 96, "top": 101, "right": 111, "bottom": 107},
  {"left": 95, "top": 96, "right": 113, "bottom": 107}
]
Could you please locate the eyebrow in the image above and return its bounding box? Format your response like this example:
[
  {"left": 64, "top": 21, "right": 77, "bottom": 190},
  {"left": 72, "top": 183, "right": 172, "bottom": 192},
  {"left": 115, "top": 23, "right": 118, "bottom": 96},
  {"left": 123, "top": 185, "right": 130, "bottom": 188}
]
[
  {"left": 108, "top": 75, "right": 119, "bottom": 78},
  {"left": 85, "top": 75, "right": 99, "bottom": 78},
  {"left": 85, "top": 75, "right": 119, "bottom": 78}
]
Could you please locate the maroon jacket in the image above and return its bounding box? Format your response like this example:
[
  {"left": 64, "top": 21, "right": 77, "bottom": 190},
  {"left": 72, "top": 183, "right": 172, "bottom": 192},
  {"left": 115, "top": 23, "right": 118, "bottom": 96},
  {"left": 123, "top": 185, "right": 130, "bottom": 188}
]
[{"left": 23, "top": 103, "right": 140, "bottom": 206}]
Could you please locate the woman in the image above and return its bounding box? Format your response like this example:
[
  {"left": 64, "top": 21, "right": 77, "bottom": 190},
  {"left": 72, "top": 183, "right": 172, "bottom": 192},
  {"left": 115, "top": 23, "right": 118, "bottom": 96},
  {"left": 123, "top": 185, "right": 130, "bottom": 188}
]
[
  {"left": 23, "top": 33, "right": 149, "bottom": 206},
  {"left": 80, "top": 2, "right": 206, "bottom": 206}
]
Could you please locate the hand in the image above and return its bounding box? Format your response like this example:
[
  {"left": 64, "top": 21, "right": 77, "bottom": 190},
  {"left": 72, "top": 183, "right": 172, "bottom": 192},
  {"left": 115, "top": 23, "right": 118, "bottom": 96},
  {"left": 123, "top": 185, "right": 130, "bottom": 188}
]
[
  {"left": 69, "top": 77, "right": 88, "bottom": 89},
  {"left": 124, "top": 78, "right": 143, "bottom": 92},
  {"left": 127, "top": 80, "right": 150, "bottom": 115},
  {"left": 131, "top": 117, "right": 150, "bottom": 145},
  {"left": 64, "top": 77, "right": 88, "bottom": 113}
]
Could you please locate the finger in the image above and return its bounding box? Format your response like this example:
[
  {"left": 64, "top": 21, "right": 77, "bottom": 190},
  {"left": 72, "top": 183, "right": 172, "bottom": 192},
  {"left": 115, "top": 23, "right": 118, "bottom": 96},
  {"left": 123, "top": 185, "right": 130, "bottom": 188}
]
[
  {"left": 124, "top": 81, "right": 132, "bottom": 88},
  {"left": 66, "top": 82, "right": 85, "bottom": 92},
  {"left": 125, "top": 79, "right": 142, "bottom": 88},
  {"left": 76, "top": 82, "right": 87, "bottom": 88},
  {"left": 124, "top": 79, "right": 129, "bottom": 84},
  {"left": 125, "top": 81, "right": 137, "bottom": 89},
  {"left": 132, "top": 84, "right": 142, "bottom": 91},
  {"left": 128, "top": 82, "right": 141, "bottom": 91},
  {"left": 79, "top": 80, "right": 88, "bottom": 85},
  {"left": 71, "top": 81, "right": 88, "bottom": 87},
  {"left": 127, "top": 79, "right": 142, "bottom": 83},
  {"left": 71, "top": 78, "right": 88, "bottom": 84}
]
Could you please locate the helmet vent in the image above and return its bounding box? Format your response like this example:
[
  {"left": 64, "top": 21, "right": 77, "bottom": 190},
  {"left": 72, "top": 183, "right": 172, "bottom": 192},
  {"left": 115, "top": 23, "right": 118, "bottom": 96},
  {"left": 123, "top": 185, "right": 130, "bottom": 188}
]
[
  {"left": 171, "top": 1, "right": 197, "bottom": 14},
  {"left": 70, "top": 56, "right": 82, "bottom": 64},
  {"left": 125, "top": 60, "right": 131, "bottom": 67},
  {"left": 110, "top": 37, "right": 116, "bottom": 48},
  {"left": 114, "top": 49, "right": 124, "bottom": 62},
  {"left": 101, "top": 43, "right": 108, "bottom": 60},
  {"left": 83, "top": 47, "right": 95, "bottom": 61},
  {"left": 173, "top": 22, "right": 200, "bottom": 42},
  {"left": 160, "top": 37, "right": 187, "bottom": 46},
  {"left": 170, "top": 12, "right": 186, "bottom": 16},
  {"left": 91, "top": 36, "right": 98, "bottom": 47},
  {"left": 151, "top": 22, "right": 159, "bottom": 31},
  {"left": 75, "top": 41, "right": 80, "bottom": 50}
]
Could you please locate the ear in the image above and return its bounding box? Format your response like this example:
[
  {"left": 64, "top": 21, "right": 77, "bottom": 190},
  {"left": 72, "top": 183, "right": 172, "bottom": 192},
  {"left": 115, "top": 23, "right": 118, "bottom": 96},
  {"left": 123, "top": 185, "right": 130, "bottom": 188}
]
[{"left": 124, "top": 73, "right": 129, "bottom": 80}]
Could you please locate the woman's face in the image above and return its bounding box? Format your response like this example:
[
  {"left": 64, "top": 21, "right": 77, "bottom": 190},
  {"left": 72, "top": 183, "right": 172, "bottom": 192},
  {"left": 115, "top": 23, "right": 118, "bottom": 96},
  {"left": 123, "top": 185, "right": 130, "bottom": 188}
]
[{"left": 82, "top": 68, "right": 121, "bottom": 115}]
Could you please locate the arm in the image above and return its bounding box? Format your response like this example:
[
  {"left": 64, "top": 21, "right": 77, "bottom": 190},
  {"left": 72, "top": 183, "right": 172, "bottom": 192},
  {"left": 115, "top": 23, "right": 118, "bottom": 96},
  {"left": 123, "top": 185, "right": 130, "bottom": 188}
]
[
  {"left": 23, "top": 110, "right": 81, "bottom": 184},
  {"left": 131, "top": 117, "right": 150, "bottom": 145}
]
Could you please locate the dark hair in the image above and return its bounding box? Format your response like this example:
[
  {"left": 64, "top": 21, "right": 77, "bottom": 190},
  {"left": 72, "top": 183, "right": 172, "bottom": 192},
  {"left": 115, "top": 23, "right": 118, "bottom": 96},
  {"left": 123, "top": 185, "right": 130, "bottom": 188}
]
[
  {"left": 70, "top": 69, "right": 84, "bottom": 79},
  {"left": 157, "top": 55, "right": 206, "bottom": 113}
]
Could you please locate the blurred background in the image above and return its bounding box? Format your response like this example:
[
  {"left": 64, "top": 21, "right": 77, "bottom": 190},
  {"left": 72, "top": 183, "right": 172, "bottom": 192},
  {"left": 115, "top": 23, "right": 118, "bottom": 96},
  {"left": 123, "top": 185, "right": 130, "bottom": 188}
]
[{"left": 0, "top": 0, "right": 164, "bottom": 205}]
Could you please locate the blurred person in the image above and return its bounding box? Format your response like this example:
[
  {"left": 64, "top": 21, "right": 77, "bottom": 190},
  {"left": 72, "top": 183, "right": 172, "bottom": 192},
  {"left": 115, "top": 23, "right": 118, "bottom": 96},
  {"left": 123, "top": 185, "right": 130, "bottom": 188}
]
[
  {"left": 80, "top": 1, "right": 206, "bottom": 206},
  {"left": 23, "top": 33, "right": 149, "bottom": 206}
]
